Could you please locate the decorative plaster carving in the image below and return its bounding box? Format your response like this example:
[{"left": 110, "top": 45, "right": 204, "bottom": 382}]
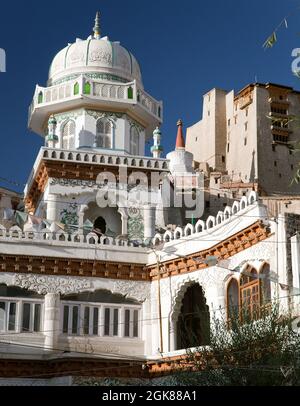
[
  {"left": 68, "top": 50, "right": 85, "bottom": 64},
  {"left": 128, "top": 213, "right": 144, "bottom": 242},
  {"left": 127, "top": 118, "right": 144, "bottom": 133},
  {"left": 55, "top": 109, "right": 84, "bottom": 123},
  {"left": 112, "top": 280, "right": 150, "bottom": 302},
  {"left": 88, "top": 50, "right": 112, "bottom": 65},
  {"left": 86, "top": 110, "right": 123, "bottom": 120},
  {"left": 85, "top": 73, "right": 127, "bottom": 83},
  {"left": 13, "top": 274, "right": 92, "bottom": 295}
]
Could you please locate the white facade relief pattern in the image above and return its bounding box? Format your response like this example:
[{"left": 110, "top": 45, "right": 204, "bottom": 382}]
[
  {"left": 12, "top": 274, "right": 92, "bottom": 295},
  {"left": 112, "top": 280, "right": 151, "bottom": 302}
]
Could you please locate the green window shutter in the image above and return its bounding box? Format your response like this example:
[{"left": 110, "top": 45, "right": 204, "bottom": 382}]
[
  {"left": 74, "top": 82, "right": 79, "bottom": 95},
  {"left": 127, "top": 86, "right": 133, "bottom": 99},
  {"left": 84, "top": 82, "right": 91, "bottom": 95}
]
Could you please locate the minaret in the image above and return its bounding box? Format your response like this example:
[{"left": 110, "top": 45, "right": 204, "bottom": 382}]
[
  {"left": 151, "top": 127, "right": 163, "bottom": 158},
  {"left": 93, "top": 11, "right": 101, "bottom": 39},
  {"left": 46, "top": 115, "right": 58, "bottom": 148}
]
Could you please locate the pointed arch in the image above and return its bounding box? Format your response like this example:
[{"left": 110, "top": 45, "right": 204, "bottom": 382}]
[
  {"left": 61, "top": 120, "right": 76, "bottom": 150},
  {"left": 174, "top": 282, "right": 210, "bottom": 350},
  {"left": 95, "top": 118, "right": 112, "bottom": 149},
  {"left": 130, "top": 126, "right": 139, "bottom": 155},
  {"left": 83, "top": 81, "right": 91, "bottom": 95},
  {"left": 226, "top": 277, "right": 239, "bottom": 321}
]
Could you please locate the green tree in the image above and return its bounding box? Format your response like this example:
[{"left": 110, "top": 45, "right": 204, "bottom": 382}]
[{"left": 183, "top": 304, "right": 300, "bottom": 386}]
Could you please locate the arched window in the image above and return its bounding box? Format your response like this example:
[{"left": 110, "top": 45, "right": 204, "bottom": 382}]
[
  {"left": 127, "top": 86, "right": 133, "bottom": 99},
  {"left": 130, "top": 126, "right": 139, "bottom": 155},
  {"left": 227, "top": 278, "right": 239, "bottom": 321},
  {"left": 61, "top": 120, "right": 76, "bottom": 150},
  {"left": 74, "top": 82, "right": 79, "bottom": 95},
  {"left": 84, "top": 82, "right": 91, "bottom": 95},
  {"left": 38, "top": 91, "right": 43, "bottom": 104},
  {"left": 240, "top": 266, "right": 259, "bottom": 320},
  {"left": 226, "top": 263, "right": 272, "bottom": 323},
  {"left": 95, "top": 119, "right": 112, "bottom": 149}
]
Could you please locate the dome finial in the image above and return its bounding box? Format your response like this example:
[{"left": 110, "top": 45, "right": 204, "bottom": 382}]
[{"left": 93, "top": 11, "right": 101, "bottom": 39}]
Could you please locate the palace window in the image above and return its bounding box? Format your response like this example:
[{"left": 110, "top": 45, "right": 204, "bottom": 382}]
[
  {"left": 21, "top": 302, "right": 41, "bottom": 333},
  {"left": 0, "top": 301, "right": 17, "bottom": 332},
  {"left": 226, "top": 264, "right": 271, "bottom": 322},
  {"left": 271, "top": 106, "right": 288, "bottom": 115},
  {"left": 62, "top": 304, "right": 80, "bottom": 335},
  {"left": 61, "top": 301, "right": 140, "bottom": 338},
  {"left": 130, "top": 126, "right": 139, "bottom": 155},
  {"left": 0, "top": 285, "right": 43, "bottom": 333},
  {"left": 104, "top": 307, "right": 119, "bottom": 337},
  {"left": 0, "top": 299, "right": 42, "bottom": 333},
  {"left": 124, "top": 308, "right": 139, "bottom": 338},
  {"left": 95, "top": 118, "right": 112, "bottom": 149},
  {"left": 61, "top": 120, "right": 76, "bottom": 149}
]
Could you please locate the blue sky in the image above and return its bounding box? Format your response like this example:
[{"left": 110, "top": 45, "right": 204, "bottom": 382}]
[{"left": 0, "top": 0, "right": 299, "bottom": 192}]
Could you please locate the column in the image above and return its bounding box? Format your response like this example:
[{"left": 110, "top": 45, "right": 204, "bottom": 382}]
[
  {"left": 143, "top": 205, "right": 155, "bottom": 240},
  {"left": 44, "top": 293, "right": 60, "bottom": 351},
  {"left": 99, "top": 305, "right": 105, "bottom": 337},
  {"left": 46, "top": 194, "right": 58, "bottom": 223},
  {"left": 119, "top": 306, "right": 125, "bottom": 338},
  {"left": 291, "top": 233, "right": 300, "bottom": 313},
  {"left": 78, "top": 205, "right": 88, "bottom": 235}
]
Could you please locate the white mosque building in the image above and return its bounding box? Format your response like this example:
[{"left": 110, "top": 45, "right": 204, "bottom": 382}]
[{"left": 0, "top": 13, "right": 299, "bottom": 383}]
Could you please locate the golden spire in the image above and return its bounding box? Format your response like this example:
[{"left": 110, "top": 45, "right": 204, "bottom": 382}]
[{"left": 93, "top": 11, "right": 101, "bottom": 39}]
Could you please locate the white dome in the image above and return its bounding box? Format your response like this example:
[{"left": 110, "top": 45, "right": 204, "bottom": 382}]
[{"left": 48, "top": 36, "right": 143, "bottom": 87}]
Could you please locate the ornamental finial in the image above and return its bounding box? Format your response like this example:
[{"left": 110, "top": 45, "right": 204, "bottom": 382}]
[
  {"left": 175, "top": 119, "right": 185, "bottom": 149},
  {"left": 93, "top": 11, "right": 101, "bottom": 39}
]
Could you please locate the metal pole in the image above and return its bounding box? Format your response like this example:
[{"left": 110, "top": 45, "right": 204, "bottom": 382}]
[{"left": 156, "top": 256, "right": 163, "bottom": 353}]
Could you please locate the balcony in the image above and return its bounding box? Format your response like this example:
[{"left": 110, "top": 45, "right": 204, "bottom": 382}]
[
  {"left": 238, "top": 94, "right": 253, "bottom": 109},
  {"left": 268, "top": 96, "right": 290, "bottom": 106},
  {"left": 28, "top": 75, "right": 163, "bottom": 135}
]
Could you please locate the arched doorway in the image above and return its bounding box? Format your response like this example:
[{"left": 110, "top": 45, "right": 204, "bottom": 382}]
[
  {"left": 93, "top": 216, "right": 106, "bottom": 234},
  {"left": 176, "top": 284, "right": 210, "bottom": 350},
  {"left": 83, "top": 202, "right": 122, "bottom": 237}
]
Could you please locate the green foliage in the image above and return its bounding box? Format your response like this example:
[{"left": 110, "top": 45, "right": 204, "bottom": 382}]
[{"left": 184, "top": 304, "right": 300, "bottom": 386}]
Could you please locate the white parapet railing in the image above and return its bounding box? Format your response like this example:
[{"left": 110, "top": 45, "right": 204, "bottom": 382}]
[
  {"left": 41, "top": 147, "right": 169, "bottom": 170},
  {"left": 0, "top": 225, "right": 146, "bottom": 250},
  {"left": 30, "top": 75, "right": 163, "bottom": 121}
]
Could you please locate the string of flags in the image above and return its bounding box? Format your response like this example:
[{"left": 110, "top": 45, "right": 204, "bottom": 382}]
[
  {"left": 263, "top": 17, "right": 288, "bottom": 49},
  {"left": 2, "top": 208, "right": 95, "bottom": 233},
  {"left": 262, "top": 5, "right": 300, "bottom": 50}
]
